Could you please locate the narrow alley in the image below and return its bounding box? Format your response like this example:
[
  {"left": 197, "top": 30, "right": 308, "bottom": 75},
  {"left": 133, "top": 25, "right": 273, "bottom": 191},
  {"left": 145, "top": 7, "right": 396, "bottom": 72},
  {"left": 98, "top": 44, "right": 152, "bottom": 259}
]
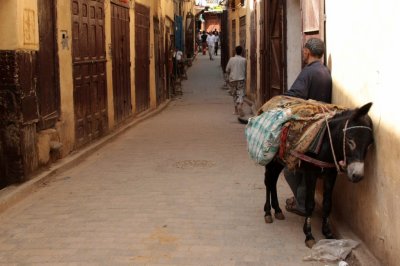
[
  {"left": 0, "top": 54, "right": 326, "bottom": 265},
  {"left": 1, "top": 0, "right": 398, "bottom": 264}
]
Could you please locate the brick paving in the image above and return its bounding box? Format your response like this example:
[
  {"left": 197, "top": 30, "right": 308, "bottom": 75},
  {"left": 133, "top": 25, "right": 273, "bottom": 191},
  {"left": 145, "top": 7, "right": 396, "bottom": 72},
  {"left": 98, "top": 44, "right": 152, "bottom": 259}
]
[{"left": 0, "top": 53, "right": 327, "bottom": 265}]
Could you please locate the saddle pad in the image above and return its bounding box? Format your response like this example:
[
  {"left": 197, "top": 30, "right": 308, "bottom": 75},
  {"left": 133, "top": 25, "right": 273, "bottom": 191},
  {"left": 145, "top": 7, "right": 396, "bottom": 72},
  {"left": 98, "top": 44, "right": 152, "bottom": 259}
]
[{"left": 248, "top": 95, "right": 346, "bottom": 168}]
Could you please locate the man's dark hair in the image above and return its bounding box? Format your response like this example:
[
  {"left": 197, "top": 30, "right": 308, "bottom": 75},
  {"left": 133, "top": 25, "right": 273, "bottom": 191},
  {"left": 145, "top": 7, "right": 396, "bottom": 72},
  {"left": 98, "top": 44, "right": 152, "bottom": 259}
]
[
  {"left": 304, "top": 38, "right": 325, "bottom": 58},
  {"left": 235, "top": 46, "right": 243, "bottom": 55}
]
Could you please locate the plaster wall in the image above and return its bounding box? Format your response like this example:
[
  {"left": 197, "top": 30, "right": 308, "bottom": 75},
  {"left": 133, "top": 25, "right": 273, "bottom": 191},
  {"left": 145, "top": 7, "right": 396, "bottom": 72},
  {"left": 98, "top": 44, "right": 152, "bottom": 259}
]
[
  {"left": 255, "top": 0, "right": 261, "bottom": 106},
  {"left": 159, "top": 1, "right": 175, "bottom": 43},
  {"left": 0, "top": 1, "right": 18, "bottom": 49},
  {"left": 181, "top": 1, "right": 193, "bottom": 16},
  {"left": 286, "top": 0, "right": 301, "bottom": 90},
  {"left": 161, "top": 0, "right": 175, "bottom": 21},
  {"left": 0, "top": 0, "right": 39, "bottom": 50},
  {"left": 56, "top": 1, "right": 75, "bottom": 156},
  {"left": 204, "top": 14, "right": 220, "bottom": 32},
  {"left": 105, "top": 1, "right": 115, "bottom": 128},
  {"left": 326, "top": 1, "right": 400, "bottom": 265},
  {"left": 227, "top": 4, "right": 247, "bottom": 97},
  {"left": 228, "top": 4, "right": 246, "bottom": 57},
  {"left": 153, "top": 0, "right": 159, "bottom": 17}
]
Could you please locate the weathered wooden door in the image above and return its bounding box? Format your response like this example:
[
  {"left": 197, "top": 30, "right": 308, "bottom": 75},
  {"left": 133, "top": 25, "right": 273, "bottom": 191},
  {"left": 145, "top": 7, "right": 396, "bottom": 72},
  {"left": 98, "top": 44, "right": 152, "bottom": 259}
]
[
  {"left": 135, "top": 3, "right": 150, "bottom": 113},
  {"left": 111, "top": 1, "right": 131, "bottom": 124},
  {"left": 160, "top": 20, "right": 167, "bottom": 102},
  {"left": 301, "top": 0, "right": 324, "bottom": 64},
  {"left": 72, "top": 0, "right": 108, "bottom": 147},
  {"left": 153, "top": 17, "right": 162, "bottom": 106},
  {"left": 250, "top": 8, "right": 257, "bottom": 94},
  {"left": 165, "top": 25, "right": 171, "bottom": 97},
  {"left": 153, "top": 17, "right": 167, "bottom": 105},
  {"left": 239, "top": 16, "right": 246, "bottom": 57},
  {"left": 231, "top": 19, "right": 236, "bottom": 56},
  {"left": 220, "top": 10, "right": 229, "bottom": 71},
  {"left": 38, "top": 0, "right": 59, "bottom": 129},
  {"left": 261, "top": 0, "right": 286, "bottom": 102},
  {"left": 185, "top": 12, "right": 195, "bottom": 58}
]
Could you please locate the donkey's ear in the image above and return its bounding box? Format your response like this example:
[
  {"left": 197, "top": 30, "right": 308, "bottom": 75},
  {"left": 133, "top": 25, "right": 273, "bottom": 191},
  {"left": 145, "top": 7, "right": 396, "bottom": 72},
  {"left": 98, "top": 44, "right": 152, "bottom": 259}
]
[{"left": 353, "top": 102, "right": 373, "bottom": 120}]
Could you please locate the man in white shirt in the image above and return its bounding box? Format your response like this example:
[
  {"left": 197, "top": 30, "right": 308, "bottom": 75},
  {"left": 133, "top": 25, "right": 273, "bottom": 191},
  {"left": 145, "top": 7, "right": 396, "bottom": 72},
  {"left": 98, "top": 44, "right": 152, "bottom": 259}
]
[
  {"left": 225, "top": 46, "right": 246, "bottom": 116},
  {"left": 175, "top": 50, "right": 183, "bottom": 61},
  {"left": 206, "top": 32, "right": 215, "bottom": 60}
]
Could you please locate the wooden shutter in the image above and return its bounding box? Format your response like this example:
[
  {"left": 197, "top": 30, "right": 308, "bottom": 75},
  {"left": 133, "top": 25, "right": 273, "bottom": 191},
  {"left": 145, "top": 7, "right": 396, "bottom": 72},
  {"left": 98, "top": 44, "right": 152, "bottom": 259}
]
[{"left": 302, "top": 0, "right": 320, "bottom": 33}]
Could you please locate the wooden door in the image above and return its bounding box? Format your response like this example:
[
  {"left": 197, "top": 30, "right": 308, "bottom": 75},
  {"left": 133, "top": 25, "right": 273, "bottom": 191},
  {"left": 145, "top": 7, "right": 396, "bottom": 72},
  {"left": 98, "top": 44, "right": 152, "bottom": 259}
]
[
  {"left": 261, "top": 0, "right": 286, "bottom": 102},
  {"left": 72, "top": 0, "right": 108, "bottom": 147},
  {"left": 239, "top": 16, "right": 246, "bottom": 57},
  {"left": 37, "top": 0, "right": 59, "bottom": 129},
  {"left": 111, "top": 2, "right": 131, "bottom": 124},
  {"left": 154, "top": 17, "right": 163, "bottom": 106},
  {"left": 135, "top": 3, "right": 150, "bottom": 113},
  {"left": 231, "top": 19, "right": 236, "bottom": 56},
  {"left": 301, "top": 0, "right": 324, "bottom": 64},
  {"left": 185, "top": 12, "right": 195, "bottom": 58},
  {"left": 160, "top": 20, "right": 167, "bottom": 102},
  {"left": 165, "top": 26, "right": 171, "bottom": 97},
  {"left": 250, "top": 8, "right": 257, "bottom": 94},
  {"left": 220, "top": 10, "right": 229, "bottom": 71}
]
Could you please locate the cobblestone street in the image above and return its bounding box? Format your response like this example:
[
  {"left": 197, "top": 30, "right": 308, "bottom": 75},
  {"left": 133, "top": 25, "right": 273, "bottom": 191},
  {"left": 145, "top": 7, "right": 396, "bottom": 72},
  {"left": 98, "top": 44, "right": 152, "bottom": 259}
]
[{"left": 0, "top": 54, "right": 327, "bottom": 265}]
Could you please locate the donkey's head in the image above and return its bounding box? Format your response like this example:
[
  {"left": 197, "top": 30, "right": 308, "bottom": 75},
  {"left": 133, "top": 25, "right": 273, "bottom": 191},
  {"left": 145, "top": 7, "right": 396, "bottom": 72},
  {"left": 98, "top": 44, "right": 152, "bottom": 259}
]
[{"left": 341, "top": 103, "right": 374, "bottom": 182}]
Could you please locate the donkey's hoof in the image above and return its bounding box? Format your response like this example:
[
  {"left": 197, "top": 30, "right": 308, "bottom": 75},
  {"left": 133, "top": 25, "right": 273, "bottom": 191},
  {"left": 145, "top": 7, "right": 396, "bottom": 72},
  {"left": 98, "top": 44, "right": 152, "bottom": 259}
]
[
  {"left": 274, "top": 212, "right": 285, "bottom": 220},
  {"left": 264, "top": 215, "right": 273, "bottom": 223},
  {"left": 324, "top": 233, "right": 335, "bottom": 239},
  {"left": 305, "top": 239, "right": 316, "bottom": 248}
]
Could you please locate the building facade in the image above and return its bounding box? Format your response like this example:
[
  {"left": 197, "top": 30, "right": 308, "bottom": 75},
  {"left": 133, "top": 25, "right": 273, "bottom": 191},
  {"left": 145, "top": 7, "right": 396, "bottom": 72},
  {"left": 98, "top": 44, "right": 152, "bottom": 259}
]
[
  {"left": 0, "top": 0, "right": 194, "bottom": 188},
  {"left": 225, "top": 0, "right": 400, "bottom": 264}
]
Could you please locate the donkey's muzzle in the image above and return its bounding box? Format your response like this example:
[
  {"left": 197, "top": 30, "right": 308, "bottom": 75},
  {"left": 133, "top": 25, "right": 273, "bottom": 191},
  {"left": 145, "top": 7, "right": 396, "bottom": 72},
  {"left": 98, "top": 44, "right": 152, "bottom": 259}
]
[{"left": 346, "top": 162, "right": 364, "bottom": 183}]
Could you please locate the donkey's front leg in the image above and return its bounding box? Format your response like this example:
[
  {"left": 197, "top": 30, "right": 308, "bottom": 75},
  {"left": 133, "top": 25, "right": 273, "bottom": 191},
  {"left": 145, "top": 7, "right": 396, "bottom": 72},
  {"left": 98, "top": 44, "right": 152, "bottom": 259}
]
[
  {"left": 303, "top": 173, "right": 318, "bottom": 248},
  {"left": 322, "top": 171, "right": 337, "bottom": 239}
]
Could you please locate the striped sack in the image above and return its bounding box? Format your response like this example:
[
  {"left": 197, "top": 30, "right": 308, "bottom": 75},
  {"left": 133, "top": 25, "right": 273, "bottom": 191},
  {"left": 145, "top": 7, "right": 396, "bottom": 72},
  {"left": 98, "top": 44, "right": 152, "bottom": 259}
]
[{"left": 245, "top": 108, "right": 292, "bottom": 165}]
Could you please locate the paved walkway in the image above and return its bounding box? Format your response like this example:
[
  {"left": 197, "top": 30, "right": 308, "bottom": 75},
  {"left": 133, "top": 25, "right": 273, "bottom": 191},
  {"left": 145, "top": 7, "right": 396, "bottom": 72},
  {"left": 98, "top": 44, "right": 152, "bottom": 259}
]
[{"left": 0, "top": 53, "right": 327, "bottom": 265}]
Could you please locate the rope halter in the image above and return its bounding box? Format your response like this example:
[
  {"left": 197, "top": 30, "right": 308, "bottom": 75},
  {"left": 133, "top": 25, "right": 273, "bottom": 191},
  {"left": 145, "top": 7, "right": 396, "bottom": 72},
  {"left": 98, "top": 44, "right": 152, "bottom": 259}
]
[{"left": 341, "top": 120, "right": 373, "bottom": 170}]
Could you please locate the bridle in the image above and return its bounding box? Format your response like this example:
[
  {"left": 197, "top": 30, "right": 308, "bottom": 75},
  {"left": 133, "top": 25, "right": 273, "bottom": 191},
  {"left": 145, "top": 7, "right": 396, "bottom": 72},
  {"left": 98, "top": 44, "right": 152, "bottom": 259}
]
[
  {"left": 325, "top": 118, "right": 373, "bottom": 172},
  {"left": 341, "top": 120, "right": 373, "bottom": 170},
  {"left": 292, "top": 105, "right": 373, "bottom": 172}
]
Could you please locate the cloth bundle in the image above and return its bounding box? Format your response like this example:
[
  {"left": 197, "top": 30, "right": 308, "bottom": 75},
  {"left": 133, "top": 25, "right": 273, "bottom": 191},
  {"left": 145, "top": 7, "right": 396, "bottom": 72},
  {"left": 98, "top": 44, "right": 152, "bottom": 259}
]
[
  {"left": 245, "top": 96, "right": 346, "bottom": 169},
  {"left": 245, "top": 107, "right": 291, "bottom": 165}
]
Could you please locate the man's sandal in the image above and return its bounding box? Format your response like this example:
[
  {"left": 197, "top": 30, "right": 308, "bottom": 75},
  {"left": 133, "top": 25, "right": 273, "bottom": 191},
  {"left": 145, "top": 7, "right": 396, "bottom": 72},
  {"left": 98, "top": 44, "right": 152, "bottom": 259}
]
[{"left": 285, "top": 197, "right": 306, "bottom": 217}]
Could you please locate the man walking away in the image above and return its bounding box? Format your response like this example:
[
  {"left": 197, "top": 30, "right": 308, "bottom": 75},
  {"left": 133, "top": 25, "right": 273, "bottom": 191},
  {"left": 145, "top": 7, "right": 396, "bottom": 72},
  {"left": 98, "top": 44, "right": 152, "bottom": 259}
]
[
  {"left": 196, "top": 31, "right": 202, "bottom": 52},
  {"left": 201, "top": 31, "right": 208, "bottom": 55},
  {"left": 226, "top": 46, "right": 247, "bottom": 117},
  {"left": 283, "top": 37, "right": 332, "bottom": 217},
  {"left": 206, "top": 32, "right": 215, "bottom": 60}
]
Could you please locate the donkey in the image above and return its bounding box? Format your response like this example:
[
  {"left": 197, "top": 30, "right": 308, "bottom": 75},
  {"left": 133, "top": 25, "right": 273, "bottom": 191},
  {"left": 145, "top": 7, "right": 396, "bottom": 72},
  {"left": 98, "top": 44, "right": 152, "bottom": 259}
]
[{"left": 263, "top": 102, "right": 374, "bottom": 248}]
